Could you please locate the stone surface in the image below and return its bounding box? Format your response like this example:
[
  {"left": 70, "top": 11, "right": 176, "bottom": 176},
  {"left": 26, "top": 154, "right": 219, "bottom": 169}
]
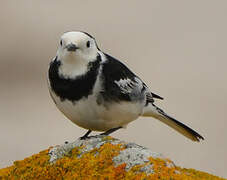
[
  {"left": 49, "top": 135, "right": 173, "bottom": 174},
  {"left": 0, "top": 135, "right": 225, "bottom": 179}
]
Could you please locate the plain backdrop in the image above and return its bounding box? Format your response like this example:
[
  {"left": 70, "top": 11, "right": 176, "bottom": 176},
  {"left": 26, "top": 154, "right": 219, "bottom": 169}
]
[{"left": 0, "top": 0, "right": 226, "bottom": 178}]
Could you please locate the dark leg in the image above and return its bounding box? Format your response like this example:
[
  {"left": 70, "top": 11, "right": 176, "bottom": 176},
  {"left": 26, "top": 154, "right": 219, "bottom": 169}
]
[
  {"left": 100, "top": 127, "right": 122, "bottom": 136},
  {"left": 80, "top": 130, "right": 92, "bottom": 140}
]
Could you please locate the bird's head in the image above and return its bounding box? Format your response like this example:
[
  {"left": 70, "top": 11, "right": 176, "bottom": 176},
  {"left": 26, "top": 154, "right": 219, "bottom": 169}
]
[
  {"left": 56, "top": 31, "right": 100, "bottom": 78},
  {"left": 57, "top": 31, "right": 99, "bottom": 63}
]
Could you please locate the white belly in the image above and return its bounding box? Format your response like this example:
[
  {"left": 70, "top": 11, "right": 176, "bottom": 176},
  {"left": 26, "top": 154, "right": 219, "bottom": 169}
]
[{"left": 50, "top": 91, "right": 144, "bottom": 131}]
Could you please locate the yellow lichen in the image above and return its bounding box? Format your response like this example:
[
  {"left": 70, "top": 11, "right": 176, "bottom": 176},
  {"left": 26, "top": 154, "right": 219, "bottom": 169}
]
[{"left": 0, "top": 143, "right": 225, "bottom": 180}]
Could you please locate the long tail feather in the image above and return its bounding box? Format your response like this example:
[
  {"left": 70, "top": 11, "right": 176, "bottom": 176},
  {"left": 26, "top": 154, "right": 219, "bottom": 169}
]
[{"left": 143, "top": 104, "right": 204, "bottom": 142}]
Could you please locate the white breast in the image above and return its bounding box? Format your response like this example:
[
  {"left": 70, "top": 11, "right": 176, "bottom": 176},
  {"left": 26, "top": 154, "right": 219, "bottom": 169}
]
[{"left": 49, "top": 90, "right": 144, "bottom": 131}]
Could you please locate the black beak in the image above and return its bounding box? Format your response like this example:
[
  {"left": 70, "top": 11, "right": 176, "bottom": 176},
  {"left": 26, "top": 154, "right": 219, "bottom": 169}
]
[{"left": 66, "top": 43, "right": 78, "bottom": 52}]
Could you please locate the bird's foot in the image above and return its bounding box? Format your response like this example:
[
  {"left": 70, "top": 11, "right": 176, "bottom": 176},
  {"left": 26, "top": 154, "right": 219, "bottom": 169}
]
[
  {"left": 99, "top": 127, "right": 122, "bottom": 136},
  {"left": 79, "top": 135, "right": 97, "bottom": 140},
  {"left": 79, "top": 130, "right": 92, "bottom": 140},
  {"left": 79, "top": 136, "right": 88, "bottom": 140}
]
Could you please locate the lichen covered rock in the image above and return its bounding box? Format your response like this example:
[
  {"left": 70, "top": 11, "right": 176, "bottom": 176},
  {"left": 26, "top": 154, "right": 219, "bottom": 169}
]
[
  {"left": 0, "top": 135, "right": 225, "bottom": 180},
  {"left": 49, "top": 135, "right": 168, "bottom": 173}
]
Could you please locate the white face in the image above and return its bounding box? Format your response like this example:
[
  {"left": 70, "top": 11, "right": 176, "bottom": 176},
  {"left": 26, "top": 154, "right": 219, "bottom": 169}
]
[
  {"left": 56, "top": 31, "right": 99, "bottom": 78},
  {"left": 57, "top": 31, "right": 99, "bottom": 63}
]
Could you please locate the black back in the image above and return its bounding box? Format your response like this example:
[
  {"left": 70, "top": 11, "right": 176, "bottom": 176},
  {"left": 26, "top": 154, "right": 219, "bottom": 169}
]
[{"left": 100, "top": 53, "right": 141, "bottom": 102}]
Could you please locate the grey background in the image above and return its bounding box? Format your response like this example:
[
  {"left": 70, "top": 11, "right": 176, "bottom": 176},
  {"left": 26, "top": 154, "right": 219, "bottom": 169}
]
[{"left": 0, "top": 0, "right": 226, "bottom": 178}]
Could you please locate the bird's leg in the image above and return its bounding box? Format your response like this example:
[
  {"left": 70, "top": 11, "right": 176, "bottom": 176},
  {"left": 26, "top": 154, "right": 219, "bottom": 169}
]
[
  {"left": 80, "top": 130, "right": 92, "bottom": 140},
  {"left": 100, "top": 127, "right": 122, "bottom": 136}
]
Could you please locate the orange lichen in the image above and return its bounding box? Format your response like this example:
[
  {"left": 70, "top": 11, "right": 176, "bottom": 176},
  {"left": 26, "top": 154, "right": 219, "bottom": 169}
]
[{"left": 0, "top": 143, "right": 225, "bottom": 180}]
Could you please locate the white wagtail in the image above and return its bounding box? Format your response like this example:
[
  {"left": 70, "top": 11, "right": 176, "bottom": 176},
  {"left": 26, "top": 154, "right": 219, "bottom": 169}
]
[{"left": 48, "top": 31, "right": 204, "bottom": 141}]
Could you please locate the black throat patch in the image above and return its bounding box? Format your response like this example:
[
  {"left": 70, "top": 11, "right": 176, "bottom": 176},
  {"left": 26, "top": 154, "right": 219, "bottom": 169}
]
[{"left": 48, "top": 55, "right": 101, "bottom": 102}]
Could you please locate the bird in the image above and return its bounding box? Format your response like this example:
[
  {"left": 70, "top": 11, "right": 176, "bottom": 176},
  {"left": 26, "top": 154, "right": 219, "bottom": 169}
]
[{"left": 48, "top": 31, "right": 204, "bottom": 142}]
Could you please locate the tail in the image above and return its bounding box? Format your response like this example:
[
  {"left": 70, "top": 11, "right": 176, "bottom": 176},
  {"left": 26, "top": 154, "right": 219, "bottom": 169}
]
[{"left": 143, "top": 104, "right": 204, "bottom": 142}]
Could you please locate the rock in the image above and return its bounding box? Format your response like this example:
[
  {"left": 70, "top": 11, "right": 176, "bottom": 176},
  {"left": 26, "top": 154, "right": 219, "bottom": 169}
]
[
  {"left": 0, "top": 135, "right": 225, "bottom": 180},
  {"left": 49, "top": 135, "right": 173, "bottom": 174}
]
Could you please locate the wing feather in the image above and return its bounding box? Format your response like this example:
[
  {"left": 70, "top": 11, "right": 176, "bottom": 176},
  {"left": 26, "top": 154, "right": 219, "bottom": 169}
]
[{"left": 101, "top": 53, "right": 162, "bottom": 104}]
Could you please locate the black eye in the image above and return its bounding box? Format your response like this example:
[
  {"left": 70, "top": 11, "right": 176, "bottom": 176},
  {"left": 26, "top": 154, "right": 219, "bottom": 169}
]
[
  {"left": 86, "top": 41, "right": 90, "bottom": 48},
  {"left": 60, "top": 40, "right": 63, "bottom": 46}
]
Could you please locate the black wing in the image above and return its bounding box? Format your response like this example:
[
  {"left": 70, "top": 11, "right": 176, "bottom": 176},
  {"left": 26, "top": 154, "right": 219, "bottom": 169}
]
[{"left": 100, "top": 53, "right": 163, "bottom": 103}]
